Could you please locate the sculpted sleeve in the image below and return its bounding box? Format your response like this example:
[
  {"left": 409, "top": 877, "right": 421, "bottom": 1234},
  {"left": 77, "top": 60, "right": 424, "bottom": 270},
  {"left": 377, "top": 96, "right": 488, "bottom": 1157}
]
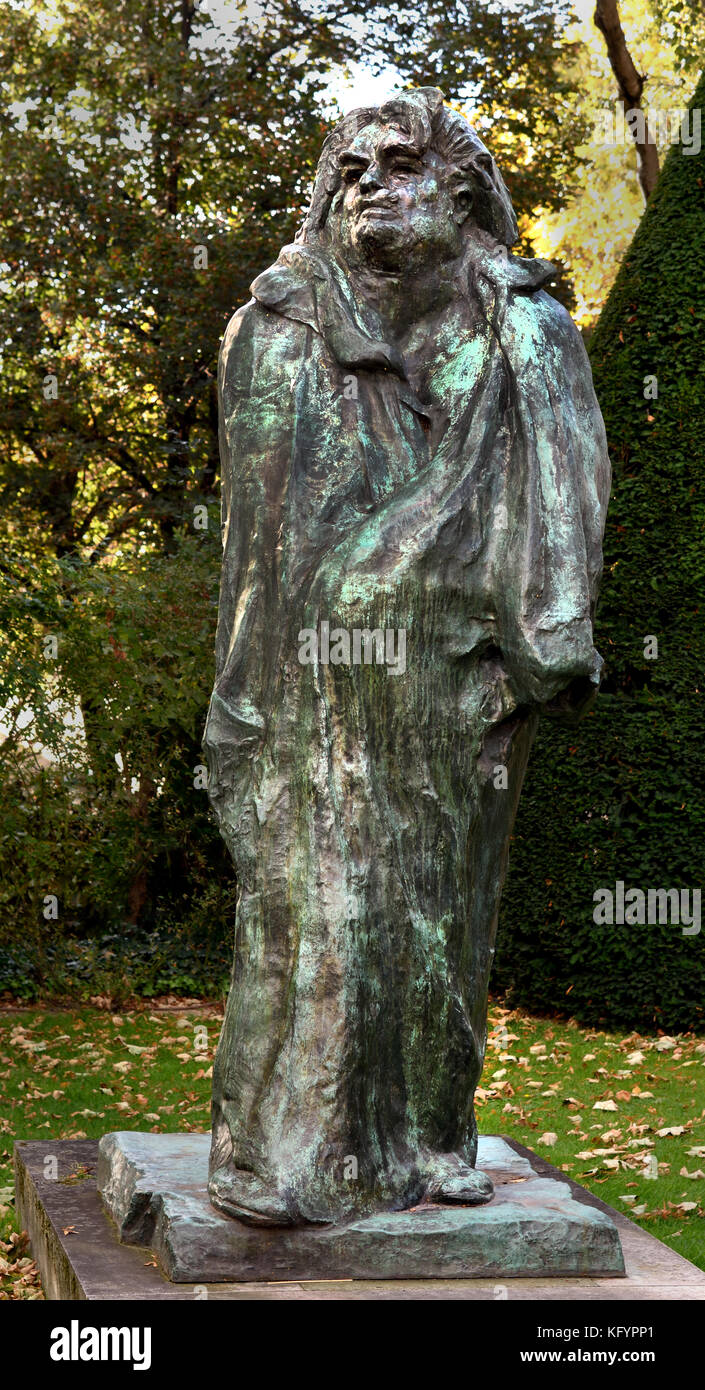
[
  {"left": 495, "top": 286, "right": 612, "bottom": 706},
  {"left": 203, "top": 301, "right": 304, "bottom": 856}
]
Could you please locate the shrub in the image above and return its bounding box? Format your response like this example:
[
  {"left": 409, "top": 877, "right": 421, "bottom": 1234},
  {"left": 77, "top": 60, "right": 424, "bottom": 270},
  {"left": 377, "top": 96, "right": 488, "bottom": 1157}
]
[
  {"left": 0, "top": 531, "right": 235, "bottom": 999},
  {"left": 494, "top": 71, "right": 705, "bottom": 1030}
]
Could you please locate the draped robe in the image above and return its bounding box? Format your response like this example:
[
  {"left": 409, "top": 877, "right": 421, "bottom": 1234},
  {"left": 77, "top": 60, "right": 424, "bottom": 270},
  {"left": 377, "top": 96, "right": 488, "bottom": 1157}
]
[{"left": 203, "top": 235, "right": 610, "bottom": 1225}]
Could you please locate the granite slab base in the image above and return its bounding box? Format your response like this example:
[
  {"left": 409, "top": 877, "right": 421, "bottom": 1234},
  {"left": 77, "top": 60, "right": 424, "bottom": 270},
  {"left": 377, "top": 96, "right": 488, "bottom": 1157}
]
[{"left": 96, "top": 1132, "right": 625, "bottom": 1282}]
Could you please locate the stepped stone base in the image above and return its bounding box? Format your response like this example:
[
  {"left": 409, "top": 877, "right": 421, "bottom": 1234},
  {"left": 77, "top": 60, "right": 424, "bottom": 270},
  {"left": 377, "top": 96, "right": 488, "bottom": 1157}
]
[{"left": 95, "top": 1132, "right": 625, "bottom": 1282}]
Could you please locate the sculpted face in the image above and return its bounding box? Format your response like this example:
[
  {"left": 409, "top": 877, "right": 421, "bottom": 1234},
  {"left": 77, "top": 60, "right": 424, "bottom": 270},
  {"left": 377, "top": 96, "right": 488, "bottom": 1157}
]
[{"left": 334, "top": 120, "right": 471, "bottom": 273}]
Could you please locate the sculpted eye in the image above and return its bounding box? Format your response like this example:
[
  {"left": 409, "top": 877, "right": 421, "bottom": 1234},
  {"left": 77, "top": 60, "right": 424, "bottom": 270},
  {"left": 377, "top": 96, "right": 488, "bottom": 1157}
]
[{"left": 341, "top": 165, "right": 364, "bottom": 184}]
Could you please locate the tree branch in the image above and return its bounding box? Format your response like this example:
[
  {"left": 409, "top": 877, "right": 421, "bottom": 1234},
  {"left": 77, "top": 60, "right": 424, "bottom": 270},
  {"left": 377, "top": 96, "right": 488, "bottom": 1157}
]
[{"left": 594, "top": 0, "right": 660, "bottom": 200}]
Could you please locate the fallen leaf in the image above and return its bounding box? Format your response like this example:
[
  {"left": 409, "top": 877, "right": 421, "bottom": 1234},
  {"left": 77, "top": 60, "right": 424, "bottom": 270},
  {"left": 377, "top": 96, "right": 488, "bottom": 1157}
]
[
  {"left": 538, "top": 1132, "right": 558, "bottom": 1146},
  {"left": 593, "top": 1099, "right": 618, "bottom": 1112}
]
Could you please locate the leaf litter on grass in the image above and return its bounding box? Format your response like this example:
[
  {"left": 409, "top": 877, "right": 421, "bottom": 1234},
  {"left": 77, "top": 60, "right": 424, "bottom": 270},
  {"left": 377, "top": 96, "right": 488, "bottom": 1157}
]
[{"left": 1, "top": 998, "right": 704, "bottom": 1295}]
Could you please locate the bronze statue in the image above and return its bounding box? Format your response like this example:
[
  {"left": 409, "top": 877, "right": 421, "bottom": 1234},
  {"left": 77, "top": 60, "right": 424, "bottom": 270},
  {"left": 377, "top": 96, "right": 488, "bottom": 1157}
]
[{"left": 204, "top": 88, "right": 610, "bottom": 1228}]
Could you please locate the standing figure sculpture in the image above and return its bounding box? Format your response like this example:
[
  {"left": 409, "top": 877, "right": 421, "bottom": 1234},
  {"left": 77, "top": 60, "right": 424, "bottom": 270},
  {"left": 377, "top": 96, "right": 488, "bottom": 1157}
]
[{"left": 204, "top": 88, "right": 610, "bottom": 1228}]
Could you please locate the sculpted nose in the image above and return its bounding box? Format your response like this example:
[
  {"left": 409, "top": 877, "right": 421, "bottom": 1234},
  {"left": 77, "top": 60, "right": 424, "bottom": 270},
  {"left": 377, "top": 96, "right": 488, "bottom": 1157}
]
[{"left": 359, "top": 163, "right": 384, "bottom": 194}]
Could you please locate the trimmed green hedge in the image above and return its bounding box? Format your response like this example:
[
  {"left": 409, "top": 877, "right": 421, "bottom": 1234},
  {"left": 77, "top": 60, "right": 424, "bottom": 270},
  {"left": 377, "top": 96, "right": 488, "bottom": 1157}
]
[{"left": 494, "top": 72, "right": 705, "bottom": 1029}]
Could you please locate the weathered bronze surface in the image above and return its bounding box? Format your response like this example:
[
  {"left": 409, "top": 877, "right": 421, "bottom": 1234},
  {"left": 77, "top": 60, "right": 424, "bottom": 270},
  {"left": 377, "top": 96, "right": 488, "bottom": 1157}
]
[{"left": 204, "top": 88, "right": 610, "bottom": 1229}]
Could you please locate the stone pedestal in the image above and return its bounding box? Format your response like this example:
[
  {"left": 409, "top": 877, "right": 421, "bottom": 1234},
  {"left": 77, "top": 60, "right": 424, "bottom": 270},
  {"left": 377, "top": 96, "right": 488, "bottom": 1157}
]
[{"left": 95, "top": 1132, "right": 624, "bottom": 1282}]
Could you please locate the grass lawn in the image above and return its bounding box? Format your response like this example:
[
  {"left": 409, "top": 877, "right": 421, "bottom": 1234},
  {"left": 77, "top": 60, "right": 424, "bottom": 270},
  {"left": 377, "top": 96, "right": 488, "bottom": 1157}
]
[{"left": 1, "top": 998, "right": 704, "bottom": 1298}]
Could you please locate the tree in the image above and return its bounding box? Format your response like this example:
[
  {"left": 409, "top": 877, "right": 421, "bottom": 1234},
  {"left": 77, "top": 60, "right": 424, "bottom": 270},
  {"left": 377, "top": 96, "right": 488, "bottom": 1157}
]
[
  {"left": 532, "top": 0, "right": 702, "bottom": 327},
  {"left": 0, "top": 0, "right": 591, "bottom": 566},
  {"left": 0, "top": 532, "right": 238, "bottom": 995},
  {"left": 594, "top": 0, "right": 661, "bottom": 199},
  {"left": 0, "top": 0, "right": 361, "bottom": 942},
  {"left": 0, "top": 0, "right": 350, "bottom": 559}
]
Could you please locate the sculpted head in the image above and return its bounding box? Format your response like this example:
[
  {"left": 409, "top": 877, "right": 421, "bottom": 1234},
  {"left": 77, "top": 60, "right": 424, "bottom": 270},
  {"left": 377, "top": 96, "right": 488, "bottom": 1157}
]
[
  {"left": 335, "top": 120, "right": 467, "bottom": 272},
  {"left": 299, "top": 87, "right": 518, "bottom": 276}
]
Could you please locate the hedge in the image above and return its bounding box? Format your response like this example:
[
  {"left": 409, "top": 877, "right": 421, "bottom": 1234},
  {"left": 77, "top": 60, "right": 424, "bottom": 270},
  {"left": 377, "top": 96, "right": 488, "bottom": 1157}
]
[{"left": 494, "top": 71, "right": 705, "bottom": 1029}]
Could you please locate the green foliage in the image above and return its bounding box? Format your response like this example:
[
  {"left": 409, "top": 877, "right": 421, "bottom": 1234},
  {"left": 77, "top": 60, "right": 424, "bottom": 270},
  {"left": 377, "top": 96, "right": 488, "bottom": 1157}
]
[
  {"left": 364, "top": 0, "right": 586, "bottom": 234},
  {"left": 0, "top": 531, "right": 234, "bottom": 998},
  {"left": 494, "top": 71, "right": 705, "bottom": 1030},
  {"left": 0, "top": 0, "right": 585, "bottom": 560},
  {"left": 650, "top": 0, "right": 705, "bottom": 73},
  {"left": 0, "top": 0, "right": 597, "bottom": 999},
  {"left": 0, "top": 0, "right": 352, "bottom": 556}
]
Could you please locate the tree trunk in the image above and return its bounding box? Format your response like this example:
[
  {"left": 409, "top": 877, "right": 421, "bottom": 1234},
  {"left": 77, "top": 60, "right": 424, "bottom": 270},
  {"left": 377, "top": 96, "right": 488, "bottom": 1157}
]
[
  {"left": 125, "top": 772, "right": 157, "bottom": 926},
  {"left": 594, "top": 0, "right": 660, "bottom": 200}
]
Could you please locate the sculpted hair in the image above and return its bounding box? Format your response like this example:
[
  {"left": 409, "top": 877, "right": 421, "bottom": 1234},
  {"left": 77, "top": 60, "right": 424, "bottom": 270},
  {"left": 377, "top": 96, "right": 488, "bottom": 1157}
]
[{"left": 298, "top": 86, "right": 519, "bottom": 249}]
